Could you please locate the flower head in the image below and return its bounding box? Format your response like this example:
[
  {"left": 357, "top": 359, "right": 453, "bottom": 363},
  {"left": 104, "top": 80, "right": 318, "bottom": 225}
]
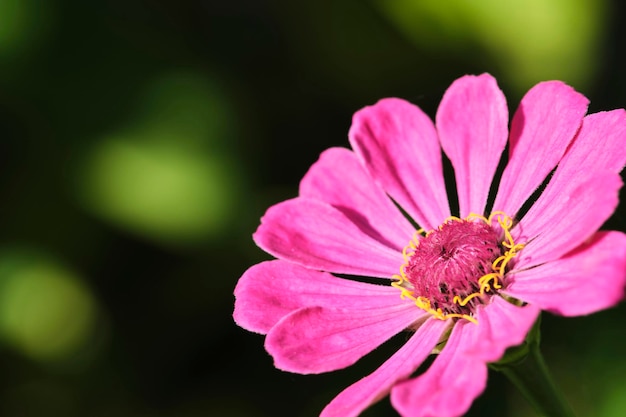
[{"left": 233, "top": 74, "right": 626, "bottom": 417}]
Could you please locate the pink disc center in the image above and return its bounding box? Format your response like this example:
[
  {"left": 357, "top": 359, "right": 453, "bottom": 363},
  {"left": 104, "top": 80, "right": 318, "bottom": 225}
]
[{"left": 404, "top": 219, "right": 502, "bottom": 315}]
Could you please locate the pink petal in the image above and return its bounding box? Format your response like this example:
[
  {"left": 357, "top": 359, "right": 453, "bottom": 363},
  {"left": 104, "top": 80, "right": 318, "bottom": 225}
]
[
  {"left": 254, "top": 197, "right": 403, "bottom": 277},
  {"left": 265, "top": 302, "right": 424, "bottom": 374},
  {"left": 299, "top": 147, "right": 415, "bottom": 251},
  {"left": 515, "top": 109, "right": 626, "bottom": 266},
  {"left": 553, "top": 110, "right": 626, "bottom": 182},
  {"left": 514, "top": 172, "right": 622, "bottom": 268},
  {"left": 391, "top": 321, "right": 487, "bottom": 417},
  {"left": 467, "top": 297, "right": 541, "bottom": 363},
  {"left": 349, "top": 97, "right": 450, "bottom": 230},
  {"left": 234, "top": 260, "right": 407, "bottom": 334},
  {"left": 321, "top": 319, "right": 449, "bottom": 417},
  {"left": 436, "top": 74, "right": 509, "bottom": 217},
  {"left": 504, "top": 231, "right": 626, "bottom": 316},
  {"left": 391, "top": 298, "right": 538, "bottom": 417},
  {"left": 493, "top": 81, "right": 589, "bottom": 217}
]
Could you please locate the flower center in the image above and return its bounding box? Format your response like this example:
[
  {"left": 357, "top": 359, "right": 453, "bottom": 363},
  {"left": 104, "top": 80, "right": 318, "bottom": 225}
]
[{"left": 392, "top": 212, "right": 524, "bottom": 324}]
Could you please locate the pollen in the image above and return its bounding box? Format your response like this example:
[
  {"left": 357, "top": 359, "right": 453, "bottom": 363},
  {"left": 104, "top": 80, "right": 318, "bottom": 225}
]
[{"left": 392, "top": 212, "right": 524, "bottom": 324}]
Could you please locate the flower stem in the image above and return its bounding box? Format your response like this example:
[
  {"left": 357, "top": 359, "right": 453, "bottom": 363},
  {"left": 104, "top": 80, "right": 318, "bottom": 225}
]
[
  {"left": 490, "top": 315, "right": 577, "bottom": 417},
  {"left": 499, "top": 344, "right": 576, "bottom": 417}
]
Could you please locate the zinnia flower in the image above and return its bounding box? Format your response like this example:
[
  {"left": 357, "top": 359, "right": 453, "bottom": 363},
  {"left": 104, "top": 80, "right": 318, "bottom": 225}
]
[{"left": 233, "top": 74, "right": 626, "bottom": 417}]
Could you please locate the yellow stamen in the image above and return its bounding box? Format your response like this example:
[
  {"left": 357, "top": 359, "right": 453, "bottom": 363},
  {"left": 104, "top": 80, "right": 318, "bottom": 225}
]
[{"left": 392, "top": 212, "right": 523, "bottom": 325}]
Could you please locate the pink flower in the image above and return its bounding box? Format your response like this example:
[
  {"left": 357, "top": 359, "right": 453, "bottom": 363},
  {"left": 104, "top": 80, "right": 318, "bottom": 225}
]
[{"left": 233, "top": 74, "right": 626, "bottom": 417}]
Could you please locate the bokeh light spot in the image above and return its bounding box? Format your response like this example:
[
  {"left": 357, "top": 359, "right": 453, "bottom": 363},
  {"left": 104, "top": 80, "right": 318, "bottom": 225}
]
[
  {"left": 81, "top": 138, "right": 239, "bottom": 243},
  {"left": 375, "top": 0, "right": 606, "bottom": 90},
  {"left": 76, "top": 71, "right": 242, "bottom": 245},
  {"left": 0, "top": 253, "right": 98, "bottom": 361}
]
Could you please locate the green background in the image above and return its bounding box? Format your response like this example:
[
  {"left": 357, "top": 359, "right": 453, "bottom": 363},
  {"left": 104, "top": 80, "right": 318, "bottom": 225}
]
[{"left": 0, "top": 0, "right": 624, "bottom": 416}]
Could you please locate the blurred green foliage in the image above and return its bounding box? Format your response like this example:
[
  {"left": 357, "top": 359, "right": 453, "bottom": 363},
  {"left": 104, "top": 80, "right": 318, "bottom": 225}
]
[
  {"left": 376, "top": 0, "right": 607, "bottom": 91},
  {"left": 0, "top": 0, "right": 51, "bottom": 56},
  {"left": 0, "top": 251, "right": 99, "bottom": 361},
  {"left": 77, "top": 71, "right": 242, "bottom": 245},
  {"left": 0, "top": 0, "right": 623, "bottom": 416}
]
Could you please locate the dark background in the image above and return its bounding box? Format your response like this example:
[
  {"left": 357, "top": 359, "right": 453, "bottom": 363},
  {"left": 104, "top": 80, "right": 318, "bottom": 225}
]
[{"left": 0, "top": 0, "right": 624, "bottom": 416}]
